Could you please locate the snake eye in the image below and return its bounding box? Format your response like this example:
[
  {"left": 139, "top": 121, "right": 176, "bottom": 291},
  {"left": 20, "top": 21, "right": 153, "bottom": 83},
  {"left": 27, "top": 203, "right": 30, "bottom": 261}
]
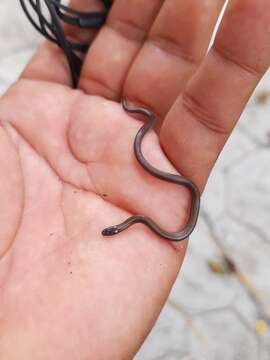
[{"left": 102, "top": 226, "right": 119, "bottom": 236}]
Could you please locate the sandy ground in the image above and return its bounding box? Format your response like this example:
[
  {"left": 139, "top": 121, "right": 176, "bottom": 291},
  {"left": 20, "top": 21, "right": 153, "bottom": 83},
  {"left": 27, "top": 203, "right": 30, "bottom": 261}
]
[{"left": 1, "top": 1, "right": 270, "bottom": 359}]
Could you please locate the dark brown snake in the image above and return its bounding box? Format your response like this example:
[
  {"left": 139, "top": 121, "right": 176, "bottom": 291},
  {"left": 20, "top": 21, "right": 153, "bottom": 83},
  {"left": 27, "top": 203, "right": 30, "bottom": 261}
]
[{"left": 102, "top": 99, "right": 201, "bottom": 241}]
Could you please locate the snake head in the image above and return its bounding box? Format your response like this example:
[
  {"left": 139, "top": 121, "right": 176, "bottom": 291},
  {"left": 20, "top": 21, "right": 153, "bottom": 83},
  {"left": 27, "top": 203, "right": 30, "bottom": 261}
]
[{"left": 102, "top": 226, "right": 120, "bottom": 236}]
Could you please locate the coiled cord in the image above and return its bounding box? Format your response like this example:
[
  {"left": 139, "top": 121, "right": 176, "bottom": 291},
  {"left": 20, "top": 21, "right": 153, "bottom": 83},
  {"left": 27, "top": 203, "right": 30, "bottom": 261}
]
[{"left": 19, "top": 0, "right": 112, "bottom": 87}]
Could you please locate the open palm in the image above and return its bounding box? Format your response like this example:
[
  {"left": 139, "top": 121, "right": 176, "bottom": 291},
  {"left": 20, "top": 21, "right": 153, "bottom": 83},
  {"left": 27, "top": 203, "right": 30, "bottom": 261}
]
[{"left": 0, "top": 1, "right": 269, "bottom": 359}]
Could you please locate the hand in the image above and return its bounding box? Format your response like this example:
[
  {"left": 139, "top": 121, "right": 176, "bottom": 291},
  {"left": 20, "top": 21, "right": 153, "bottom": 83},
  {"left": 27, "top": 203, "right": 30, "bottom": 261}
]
[{"left": 0, "top": 0, "right": 269, "bottom": 358}]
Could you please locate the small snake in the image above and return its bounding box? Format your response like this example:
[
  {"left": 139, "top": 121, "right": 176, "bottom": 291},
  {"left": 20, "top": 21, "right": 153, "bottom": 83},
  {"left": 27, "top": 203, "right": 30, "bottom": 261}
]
[{"left": 102, "top": 99, "right": 201, "bottom": 241}]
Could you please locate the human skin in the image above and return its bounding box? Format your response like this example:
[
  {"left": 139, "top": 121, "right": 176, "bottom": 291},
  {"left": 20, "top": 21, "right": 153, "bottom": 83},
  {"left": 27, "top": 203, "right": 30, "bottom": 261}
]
[{"left": 0, "top": 0, "right": 269, "bottom": 359}]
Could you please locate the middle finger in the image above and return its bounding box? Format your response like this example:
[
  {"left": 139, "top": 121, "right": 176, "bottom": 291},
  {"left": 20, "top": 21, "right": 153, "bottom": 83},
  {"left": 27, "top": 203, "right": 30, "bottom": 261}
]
[{"left": 123, "top": 0, "right": 226, "bottom": 127}]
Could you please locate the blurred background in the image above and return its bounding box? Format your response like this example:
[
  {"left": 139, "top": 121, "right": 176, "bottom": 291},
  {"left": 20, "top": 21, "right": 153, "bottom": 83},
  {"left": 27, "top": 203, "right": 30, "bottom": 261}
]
[{"left": 1, "top": 1, "right": 270, "bottom": 359}]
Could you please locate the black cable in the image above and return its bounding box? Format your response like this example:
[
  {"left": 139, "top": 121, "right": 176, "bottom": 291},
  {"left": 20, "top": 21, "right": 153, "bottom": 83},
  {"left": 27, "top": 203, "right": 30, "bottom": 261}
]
[{"left": 19, "top": 0, "right": 112, "bottom": 87}]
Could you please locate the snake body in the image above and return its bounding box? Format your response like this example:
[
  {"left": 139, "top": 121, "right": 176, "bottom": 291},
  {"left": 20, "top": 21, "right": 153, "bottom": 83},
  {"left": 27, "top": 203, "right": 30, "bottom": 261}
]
[{"left": 102, "top": 99, "right": 200, "bottom": 241}]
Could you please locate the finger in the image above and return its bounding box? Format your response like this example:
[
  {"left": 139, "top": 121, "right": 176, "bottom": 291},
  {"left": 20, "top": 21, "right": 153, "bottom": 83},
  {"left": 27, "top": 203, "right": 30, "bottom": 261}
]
[
  {"left": 160, "top": 0, "right": 270, "bottom": 190},
  {"left": 78, "top": 0, "right": 164, "bottom": 99},
  {"left": 21, "top": 0, "right": 104, "bottom": 85},
  {"left": 21, "top": 42, "right": 71, "bottom": 85},
  {"left": 123, "top": 0, "right": 225, "bottom": 126}
]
